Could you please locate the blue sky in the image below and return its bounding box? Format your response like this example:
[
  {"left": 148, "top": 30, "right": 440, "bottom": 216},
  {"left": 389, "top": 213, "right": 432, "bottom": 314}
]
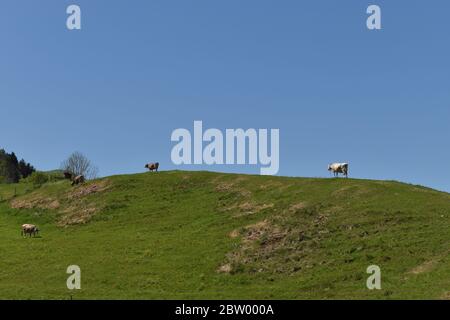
[{"left": 1, "top": 0, "right": 449, "bottom": 191}]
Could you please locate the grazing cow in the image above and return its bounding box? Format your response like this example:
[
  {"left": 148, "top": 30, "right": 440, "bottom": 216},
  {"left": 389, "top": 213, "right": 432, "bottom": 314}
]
[
  {"left": 145, "top": 162, "right": 159, "bottom": 172},
  {"left": 328, "top": 163, "right": 349, "bottom": 178},
  {"left": 71, "top": 175, "right": 85, "bottom": 186},
  {"left": 21, "top": 224, "right": 39, "bottom": 238},
  {"left": 63, "top": 171, "right": 73, "bottom": 180}
]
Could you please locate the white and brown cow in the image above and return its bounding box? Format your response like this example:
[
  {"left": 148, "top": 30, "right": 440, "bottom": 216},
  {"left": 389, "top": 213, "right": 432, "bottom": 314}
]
[
  {"left": 145, "top": 162, "right": 159, "bottom": 172},
  {"left": 21, "top": 224, "right": 39, "bottom": 238},
  {"left": 71, "top": 175, "right": 85, "bottom": 186},
  {"left": 328, "top": 163, "right": 349, "bottom": 178}
]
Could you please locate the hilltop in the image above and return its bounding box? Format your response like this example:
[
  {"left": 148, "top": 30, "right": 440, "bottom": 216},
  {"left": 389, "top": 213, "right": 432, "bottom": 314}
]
[{"left": 0, "top": 171, "right": 449, "bottom": 299}]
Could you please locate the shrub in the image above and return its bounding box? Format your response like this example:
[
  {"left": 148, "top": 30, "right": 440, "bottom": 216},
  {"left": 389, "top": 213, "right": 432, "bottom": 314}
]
[{"left": 29, "top": 172, "right": 49, "bottom": 187}]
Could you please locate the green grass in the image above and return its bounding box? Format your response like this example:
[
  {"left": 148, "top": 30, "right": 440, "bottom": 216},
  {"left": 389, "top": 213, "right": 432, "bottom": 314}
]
[{"left": 0, "top": 171, "right": 449, "bottom": 299}]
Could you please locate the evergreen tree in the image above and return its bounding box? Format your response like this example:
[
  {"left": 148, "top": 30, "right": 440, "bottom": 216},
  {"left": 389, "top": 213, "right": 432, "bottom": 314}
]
[
  {"left": 18, "top": 159, "right": 35, "bottom": 179},
  {"left": 0, "top": 148, "right": 36, "bottom": 183}
]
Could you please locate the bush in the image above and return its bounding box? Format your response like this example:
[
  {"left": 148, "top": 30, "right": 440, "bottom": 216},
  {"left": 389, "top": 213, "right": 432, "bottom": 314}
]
[
  {"left": 45, "top": 170, "right": 66, "bottom": 182},
  {"left": 29, "top": 172, "right": 49, "bottom": 187}
]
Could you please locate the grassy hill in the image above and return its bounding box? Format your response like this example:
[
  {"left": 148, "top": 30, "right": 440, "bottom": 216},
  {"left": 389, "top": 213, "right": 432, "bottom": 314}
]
[{"left": 0, "top": 171, "right": 449, "bottom": 300}]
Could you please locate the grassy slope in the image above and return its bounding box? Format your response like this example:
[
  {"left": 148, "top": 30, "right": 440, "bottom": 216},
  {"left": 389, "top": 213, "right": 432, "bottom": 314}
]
[{"left": 0, "top": 171, "right": 449, "bottom": 300}]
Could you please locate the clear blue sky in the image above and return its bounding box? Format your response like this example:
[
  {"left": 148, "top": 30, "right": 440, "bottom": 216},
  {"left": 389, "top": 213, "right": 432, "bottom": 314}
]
[{"left": 1, "top": 0, "right": 449, "bottom": 191}]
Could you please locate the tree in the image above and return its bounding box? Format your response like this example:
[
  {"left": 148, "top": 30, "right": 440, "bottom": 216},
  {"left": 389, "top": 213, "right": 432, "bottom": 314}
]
[
  {"left": 0, "top": 149, "right": 34, "bottom": 183},
  {"left": 61, "top": 151, "right": 98, "bottom": 179},
  {"left": 18, "top": 159, "right": 35, "bottom": 179}
]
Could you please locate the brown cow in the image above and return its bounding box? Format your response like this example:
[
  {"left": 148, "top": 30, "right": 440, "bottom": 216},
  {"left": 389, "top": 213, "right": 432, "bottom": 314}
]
[
  {"left": 145, "top": 162, "right": 159, "bottom": 172},
  {"left": 21, "top": 224, "right": 39, "bottom": 238},
  {"left": 63, "top": 171, "right": 73, "bottom": 180}
]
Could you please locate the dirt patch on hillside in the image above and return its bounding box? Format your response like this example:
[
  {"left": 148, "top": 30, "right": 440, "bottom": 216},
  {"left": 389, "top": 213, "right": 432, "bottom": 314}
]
[
  {"left": 10, "top": 179, "right": 111, "bottom": 226},
  {"left": 217, "top": 263, "right": 233, "bottom": 274},
  {"left": 408, "top": 250, "right": 450, "bottom": 276},
  {"left": 219, "top": 201, "right": 273, "bottom": 216},
  {"left": 242, "top": 220, "right": 273, "bottom": 242},
  {"left": 215, "top": 179, "right": 272, "bottom": 216},
  {"left": 233, "top": 202, "right": 274, "bottom": 217},
  {"left": 216, "top": 185, "right": 251, "bottom": 197},
  {"left": 409, "top": 260, "right": 437, "bottom": 275},
  {"left": 408, "top": 252, "right": 450, "bottom": 276},
  {"left": 440, "top": 292, "right": 450, "bottom": 300},
  {"left": 220, "top": 203, "right": 333, "bottom": 275},
  {"left": 289, "top": 202, "right": 308, "bottom": 212},
  {"left": 11, "top": 197, "right": 60, "bottom": 210},
  {"left": 58, "top": 180, "right": 111, "bottom": 226},
  {"left": 220, "top": 219, "right": 289, "bottom": 273},
  {"left": 229, "top": 220, "right": 273, "bottom": 240},
  {"left": 215, "top": 182, "right": 235, "bottom": 192},
  {"left": 229, "top": 229, "right": 240, "bottom": 239},
  {"left": 57, "top": 206, "right": 98, "bottom": 226},
  {"left": 214, "top": 176, "right": 252, "bottom": 196},
  {"left": 228, "top": 220, "right": 272, "bottom": 242},
  {"left": 67, "top": 180, "right": 111, "bottom": 199},
  {"left": 323, "top": 205, "right": 344, "bottom": 214}
]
